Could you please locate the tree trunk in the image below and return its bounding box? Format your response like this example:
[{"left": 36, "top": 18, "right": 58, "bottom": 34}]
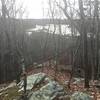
[
  {"left": 78, "top": 0, "right": 90, "bottom": 88},
  {"left": 94, "top": 0, "right": 99, "bottom": 80}
]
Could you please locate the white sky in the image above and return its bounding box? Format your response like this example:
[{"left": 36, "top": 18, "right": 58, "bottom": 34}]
[{"left": 22, "top": 0, "right": 48, "bottom": 19}]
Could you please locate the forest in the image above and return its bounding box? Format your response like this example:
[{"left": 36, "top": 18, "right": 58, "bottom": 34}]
[{"left": 0, "top": 0, "right": 100, "bottom": 100}]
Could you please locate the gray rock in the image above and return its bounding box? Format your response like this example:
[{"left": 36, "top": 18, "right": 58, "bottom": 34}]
[
  {"left": 40, "top": 81, "right": 64, "bottom": 97},
  {"left": 71, "top": 92, "right": 92, "bottom": 100},
  {"left": 19, "top": 73, "right": 68, "bottom": 100},
  {"left": 73, "top": 78, "right": 84, "bottom": 84},
  {"left": 19, "top": 73, "right": 48, "bottom": 91},
  {"left": 28, "top": 81, "right": 66, "bottom": 100}
]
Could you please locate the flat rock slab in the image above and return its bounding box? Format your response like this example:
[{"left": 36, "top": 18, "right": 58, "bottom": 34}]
[{"left": 19, "top": 73, "right": 49, "bottom": 91}]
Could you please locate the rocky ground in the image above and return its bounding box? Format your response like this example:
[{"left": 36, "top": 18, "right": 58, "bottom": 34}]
[{"left": 0, "top": 66, "right": 100, "bottom": 100}]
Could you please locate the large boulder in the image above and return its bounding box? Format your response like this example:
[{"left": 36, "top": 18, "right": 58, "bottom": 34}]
[
  {"left": 28, "top": 81, "right": 67, "bottom": 100},
  {"left": 18, "top": 73, "right": 68, "bottom": 100}
]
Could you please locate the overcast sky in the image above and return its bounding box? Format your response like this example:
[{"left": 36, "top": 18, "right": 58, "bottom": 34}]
[{"left": 22, "top": 0, "right": 48, "bottom": 19}]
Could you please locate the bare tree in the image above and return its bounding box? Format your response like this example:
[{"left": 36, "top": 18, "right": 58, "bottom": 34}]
[
  {"left": 0, "top": 0, "right": 27, "bottom": 83},
  {"left": 53, "top": 0, "right": 100, "bottom": 88}
]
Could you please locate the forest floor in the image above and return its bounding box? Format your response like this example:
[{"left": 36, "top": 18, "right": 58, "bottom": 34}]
[
  {"left": 28, "top": 66, "right": 100, "bottom": 100},
  {"left": 0, "top": 65, "right": 100, "bottom": 100}
]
